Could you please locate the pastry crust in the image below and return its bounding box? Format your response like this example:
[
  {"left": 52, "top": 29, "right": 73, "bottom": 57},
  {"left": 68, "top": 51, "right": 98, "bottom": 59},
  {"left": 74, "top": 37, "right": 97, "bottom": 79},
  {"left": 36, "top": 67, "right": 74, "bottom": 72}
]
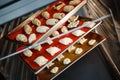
[
  {"left": 75, "top": 48, "right": 83, "bottom": 54},
  {"left": 24, "top": 25, "right": 32, "bottom": 34},
  {"left": 23, "top": 49, "right": 33, "bottom": 57},
  {"left": 72, "top": 30, "right": 85, "bottom": 37},
  {"left": 59, "top": 37, "right": 73, "bottom": 45},
  {"left": 28, "top": 33, "right": 36, "bottom": 43},
  {"left": 69, "top": 0, "right": 81, "bottom": 6},
  {"left": 63, "top": 58, "right": 71, "bottom": 65},
  {"left": 61, "top": 26, "right": 68, "bottom": 33},
  {"left": 16, "top": 34, "right": 27, "bottom": 42},
  {"left": 46, "top": 18, "right": 58, "bottom": 26},
  {"left": 41, "top": 11, "right": 50, "bottom": 19},
  {"left": 88, "top": 39, "right": 96, "bottom": 45},
  {"left": 33, "top": 45, "right": 42, "bottom": 51},
  {"left": 32, "top": 18, "right": 41, "bottom": 27},
  {"left": 67, "top": 20, "right": 79, "bottom": 28},
  {"left": 46, "top": 47, "right": 61, "bottom": 56},
  {"left": 52, "top": 31, "right": 59, "bottom": 37},
  {"left": 53, "top": 13, "right": 65, "bottom": 19},
  {"left": 34, "top": 56, "right": 48, "bottom": 66},
  {"left": 63, "top": 5, "right": 74, "bottom": 12},
  {"left": 36, "top": 26, "right": 49, "bottom": 33},
  {"left": 50, "top": 66, "right": 59, "bottom": 74}
]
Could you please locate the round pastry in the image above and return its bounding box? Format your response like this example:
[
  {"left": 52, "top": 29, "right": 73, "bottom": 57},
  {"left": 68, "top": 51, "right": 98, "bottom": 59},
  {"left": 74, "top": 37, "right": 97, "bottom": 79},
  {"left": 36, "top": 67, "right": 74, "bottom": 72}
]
[
  {"left": 75, "top": 48, "right": 83, "bottom": 54},
  {"left": 63, "top": 58, "right": 71, "bottom": 65},
  {"left": 50, "top": 66, "right": 59, "bottom": 74}
]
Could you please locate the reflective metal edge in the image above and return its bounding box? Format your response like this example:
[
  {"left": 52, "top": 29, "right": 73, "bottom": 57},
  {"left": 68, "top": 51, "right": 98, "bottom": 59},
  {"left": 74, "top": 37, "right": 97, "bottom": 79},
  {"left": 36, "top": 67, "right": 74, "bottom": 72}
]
[
  {"left": 35, "top": 21, "right": 102, "bottom": 74},
  {"left": 51, "top": 35, "right": 106, "bottom": 80}
]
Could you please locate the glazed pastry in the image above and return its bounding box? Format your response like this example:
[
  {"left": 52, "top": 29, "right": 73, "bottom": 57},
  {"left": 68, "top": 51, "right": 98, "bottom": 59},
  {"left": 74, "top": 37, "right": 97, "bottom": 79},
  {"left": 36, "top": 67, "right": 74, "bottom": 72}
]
[
  {"left": 54, "top": 2, "right": 65, "bottom": 10},
  {"left": 36, "top": 26, "right": 49, "bottom": 33},
  {"left": 46, "top": 18, "right": 58, "bottom": 26},
  {"left": 69, "top": 0, "right": 81, "bottom": 6},
  {"left": 63, "top": 58, "right": 71, "bottom": 65},
  {"left": 46, "top": 47, "right": 61, "bottom": 56},
  {"left": 75, "top": 48, "right": 83, "bottom": 54},
  {"left": 72, "top": 30, "right": 85, "bottom": 37},
  {"left": 53, "top": 13, "right": 65, "bottom": 19},
  {"left": 24, "top": 25, "right": 32, "bottom": 34},
  {"left": 59, "top": 37, "right": 73, "bottom": 45},
  {"left": 50, "top": 66, "right": 59, "bottom": 74},
  {"left": 34, "top": 56, "right": 48, "bottom": 66},
  {"left": 33, "top": 45, "right": 42, "bottom": 51},
  {"left": 88, "top": 39, "right": 96, "bottom": 45},
  {"left": 32, "top": 18, "right": 41, "bottom": 26},
  {"left": 67, "top": 20, "right": 79, "bottom": 28},
  {"left": 16, "top": 34, "right": 27, "bottom": 42},
  {"left": 63, "top": 5, "right": 74, "bottom": 12},
  {"left": 61, "top": 26, "right": 68, "bottom": 33},
  {"left": 23, "top": 49, "right": 33, "bottom": 57},
  {"left": 28, "top": 33, "right": 36, "bottom": 43},
  {"left": 41, "top": 11, "right": 50, "bottom": 19},
  {"left": 52, "top": 31, "right": 59, "bottom": 37}
]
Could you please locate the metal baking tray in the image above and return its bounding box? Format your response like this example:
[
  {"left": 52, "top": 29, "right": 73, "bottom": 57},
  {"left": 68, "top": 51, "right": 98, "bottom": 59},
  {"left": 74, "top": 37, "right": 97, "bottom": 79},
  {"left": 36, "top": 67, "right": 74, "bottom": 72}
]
[
  {"left": 38, "top": 32, "right": 106, "bottom": 80},
  {"left": 7, "top": 0, "right": 87, "bottom": 45},
  {"left": 17, "top": 19, "right": 102, "bottom": 74}
]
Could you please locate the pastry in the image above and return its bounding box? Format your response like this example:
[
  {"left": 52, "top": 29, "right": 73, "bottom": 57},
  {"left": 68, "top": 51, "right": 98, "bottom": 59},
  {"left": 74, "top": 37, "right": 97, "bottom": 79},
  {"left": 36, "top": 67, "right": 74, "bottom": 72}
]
[
  {"left": 59, "top": 37, "right": 73, "bottom": 45},
  {"left": 46, "top": 47, "right": 61, "bottom": 56},
  {"left": 16, "top": 34, "right": 27, "bottom": 42},
  {"left": 23, "top": 49, "right": 33, "bottom": 57},
  {"left": 34, "top": 56, "right": 48, "bottom": 66}
]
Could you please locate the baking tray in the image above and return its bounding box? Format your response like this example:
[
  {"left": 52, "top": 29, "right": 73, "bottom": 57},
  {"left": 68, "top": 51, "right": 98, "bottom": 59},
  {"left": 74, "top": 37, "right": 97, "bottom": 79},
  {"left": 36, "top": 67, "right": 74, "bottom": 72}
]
[
  {"left": 7, "top": 0, "right": 87, "bottom": 45},
  {"left": 38, "top": 32, "right": 106, "bottom": 80},
  {"left": 17, "top": 19, "right": 102, "bottom": 74}
]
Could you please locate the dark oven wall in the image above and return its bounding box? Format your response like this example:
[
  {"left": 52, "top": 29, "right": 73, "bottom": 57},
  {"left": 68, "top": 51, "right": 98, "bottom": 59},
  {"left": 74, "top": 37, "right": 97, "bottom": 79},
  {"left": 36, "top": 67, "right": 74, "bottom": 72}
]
[{"left": 82, "top": 0, "right": 120, "bottom": 79}]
